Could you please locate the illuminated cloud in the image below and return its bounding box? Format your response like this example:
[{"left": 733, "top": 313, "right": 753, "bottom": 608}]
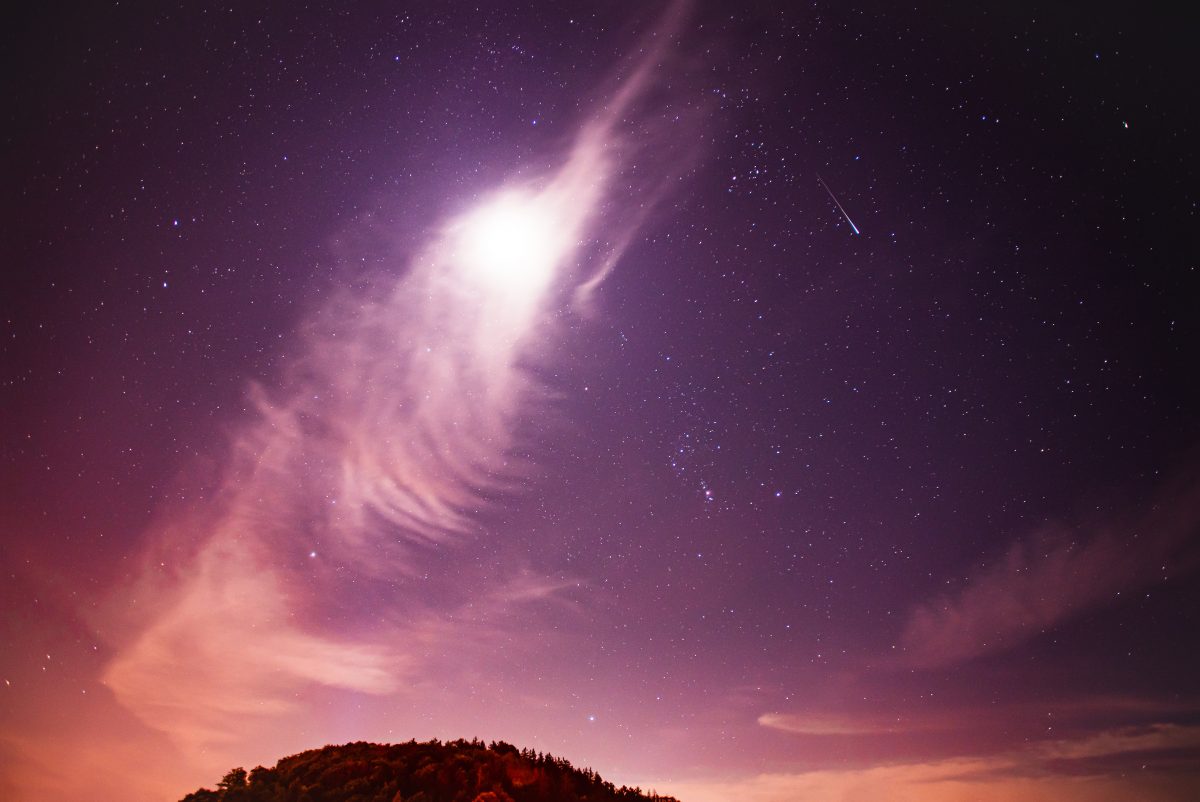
[
  {"left": 1036, "top": 722, "right": 1200, "bottom": 762},
  {"left": 758, "top": 696, "right": 1200, "bottom": 742},
  {"left": 757, "top": 711, "right": 940, "bottom": 736},
  {"left": 658, "top": 723, "right": 1200, "bottom": 802},
  {"left": 98, "top": 1, "right": 703, "bottom": 769},
  {"left": 104, "top": 531, "right": 402, "bottom": 751},
  {"left": 898, "top": 471, "right": 1200, "bottom": 668}
]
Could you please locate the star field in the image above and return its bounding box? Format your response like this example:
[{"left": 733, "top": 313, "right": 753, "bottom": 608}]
[{"left": 2, "top": 3, "right": 1198, "bottom": 801}]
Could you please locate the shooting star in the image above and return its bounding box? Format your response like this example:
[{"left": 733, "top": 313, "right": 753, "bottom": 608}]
[{"left": 817, "top": 172, "right": 861, "bottom": 236}]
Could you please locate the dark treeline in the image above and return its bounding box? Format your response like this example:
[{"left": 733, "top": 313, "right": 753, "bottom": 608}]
[{"left": 180, "top": 739, "right": 681, "bottom": 802}]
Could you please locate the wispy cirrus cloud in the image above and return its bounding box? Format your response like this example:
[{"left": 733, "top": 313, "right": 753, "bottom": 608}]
[
  {"left": 96, "top": 1, "right": 706, "bottom": 776},
  {"left": 898, "top": 471, "right": 1200, "bottom": 668},
  {"left": 758, "top": 696, "right": 1200, "bottom": 740},
  {"left": 757, "top": 711, "right": 942, "bottom": 737},
  {"left": 1037, "top": 722, "right": 1200, "bottom": 762},
  {"left": 659, "top": 723, "right": 1200, "bottom": 802}
]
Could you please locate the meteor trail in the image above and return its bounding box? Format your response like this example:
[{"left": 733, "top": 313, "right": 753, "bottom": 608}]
[{"left": 817, "top": 172, "right": 861, "bottom": 235}]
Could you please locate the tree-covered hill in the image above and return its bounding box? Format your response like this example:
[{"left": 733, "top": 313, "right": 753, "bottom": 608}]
[{"left": 180, "top": 739, "right": 680, "bottom": 802}]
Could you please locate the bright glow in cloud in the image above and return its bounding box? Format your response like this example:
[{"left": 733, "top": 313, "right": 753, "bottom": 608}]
[
  {"left": 88, "top": 4, "right": 705, "bottom": 790},
  {"left": 454, "top": 190, "right": 569, "bottom": 297}
]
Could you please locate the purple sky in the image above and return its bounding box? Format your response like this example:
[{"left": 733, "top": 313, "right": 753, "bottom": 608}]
[{"left": 3, "top": 2, "right": 1198, "bottom": 800}]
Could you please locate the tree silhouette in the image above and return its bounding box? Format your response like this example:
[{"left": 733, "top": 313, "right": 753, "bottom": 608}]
[
  {"left": 219, "top": 768, "right": 248, "bottom": 791},
  {"left": 179, "top": 740, "right": 680, "bottom": 802}
]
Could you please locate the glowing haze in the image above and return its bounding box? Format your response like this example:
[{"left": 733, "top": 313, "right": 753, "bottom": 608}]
[
  {"left": 18, "top": 4, "right": 703, "bottom": 797},
  {"left": 3, "top": 3, "right": 1199, "bottom": 801}
]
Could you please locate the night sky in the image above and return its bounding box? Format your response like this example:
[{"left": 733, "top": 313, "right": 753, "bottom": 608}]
[{"left": 3, "top": 2, "right": 1199, "bottom": 800}]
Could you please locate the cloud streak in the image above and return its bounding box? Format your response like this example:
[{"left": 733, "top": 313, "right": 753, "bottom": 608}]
[
  {"left": 757, "top": 711, "right": 943, "bottom": 737},
  {"left": 99, "top": 3, "right": 704, "bottom": 768},
  {"left": 659, "top": 723, "right": 1200, "bottom": 802},
  {"left": 898, "top": 470, "right": 1200, "bottom": 668}
]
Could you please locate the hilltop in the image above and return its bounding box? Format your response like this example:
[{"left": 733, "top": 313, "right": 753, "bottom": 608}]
[{"left": 180, "top": 739, "right": 680, "bottom": 802}]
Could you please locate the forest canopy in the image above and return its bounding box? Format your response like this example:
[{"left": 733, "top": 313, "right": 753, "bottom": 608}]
[{"left": 179, "top": 739, "right": 681, "bottom": 802}]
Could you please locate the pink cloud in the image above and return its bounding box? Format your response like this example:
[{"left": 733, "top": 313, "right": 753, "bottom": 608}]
[
  {"left": 898, "top": 473, "right": 1200, "bottom": 668},
  {"left": 757, "top": 711, "right": 943, "bottom": 737},
  {"left": 655, "top": 723, "right": 1200, "bottom": 802},
  {"left": 80, "top": 11, "right": 707, "bottom": 796}
]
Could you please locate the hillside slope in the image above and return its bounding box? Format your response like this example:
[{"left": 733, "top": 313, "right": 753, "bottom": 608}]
[{"left": 180, "top": 739, "right": 680, "bottom": 802}]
